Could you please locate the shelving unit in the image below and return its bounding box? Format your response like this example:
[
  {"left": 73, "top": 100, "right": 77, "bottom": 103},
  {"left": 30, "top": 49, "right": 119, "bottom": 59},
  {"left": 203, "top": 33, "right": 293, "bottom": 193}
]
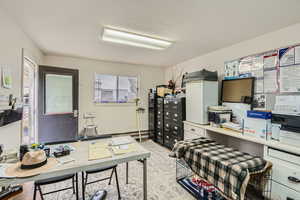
[{"left": 184, "top": 121, "right": 300, "bottom": 155}]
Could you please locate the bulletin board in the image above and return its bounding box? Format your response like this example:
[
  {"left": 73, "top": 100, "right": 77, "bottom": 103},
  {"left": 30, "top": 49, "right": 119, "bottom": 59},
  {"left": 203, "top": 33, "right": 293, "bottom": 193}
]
[{"left": 224, "top": 43, "right": 300, "bottom": 114}]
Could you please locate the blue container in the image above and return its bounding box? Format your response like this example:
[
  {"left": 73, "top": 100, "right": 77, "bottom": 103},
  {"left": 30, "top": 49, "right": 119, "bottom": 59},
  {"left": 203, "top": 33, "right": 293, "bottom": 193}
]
[{"left": 247, "top": 110, "right": 272, "bottom": 119}]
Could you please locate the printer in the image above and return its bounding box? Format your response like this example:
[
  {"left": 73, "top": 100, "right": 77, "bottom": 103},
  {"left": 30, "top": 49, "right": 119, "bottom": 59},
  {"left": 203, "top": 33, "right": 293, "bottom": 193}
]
[{"left": 271, "top": 113, "right": 300, "bottom": 148}]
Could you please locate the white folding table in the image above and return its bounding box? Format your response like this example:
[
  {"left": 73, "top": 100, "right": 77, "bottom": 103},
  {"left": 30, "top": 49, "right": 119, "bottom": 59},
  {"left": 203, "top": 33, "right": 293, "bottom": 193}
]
[{"left": 0, "top": 136, "right": 151, "bottom": 200}]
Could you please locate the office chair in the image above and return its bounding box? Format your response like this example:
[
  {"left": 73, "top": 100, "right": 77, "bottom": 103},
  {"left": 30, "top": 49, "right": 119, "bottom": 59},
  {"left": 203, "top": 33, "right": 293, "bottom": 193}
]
[
  {"left": 33, "top": 173, "right": 79, "bottom": 200},
  {"left": 80, "top": 134, "right": 121, "bottom": 200},
  {"left": 33, "top": 139, "right": 80, "bottom": 200},
  {"left": 82, "top": 166, "right": 120, "bottom": 200}
]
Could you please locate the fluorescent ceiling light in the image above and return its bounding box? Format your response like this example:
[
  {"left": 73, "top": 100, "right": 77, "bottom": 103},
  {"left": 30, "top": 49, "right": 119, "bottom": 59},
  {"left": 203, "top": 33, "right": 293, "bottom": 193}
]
[{"left": 102, "top": 28, "right": 172, "bottom": 50}]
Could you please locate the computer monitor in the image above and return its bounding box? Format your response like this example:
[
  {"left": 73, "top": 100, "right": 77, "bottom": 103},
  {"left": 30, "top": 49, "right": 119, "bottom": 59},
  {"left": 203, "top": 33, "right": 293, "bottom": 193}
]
[{"left": 221, "top": 77, "right": 254, "bottom": 104}]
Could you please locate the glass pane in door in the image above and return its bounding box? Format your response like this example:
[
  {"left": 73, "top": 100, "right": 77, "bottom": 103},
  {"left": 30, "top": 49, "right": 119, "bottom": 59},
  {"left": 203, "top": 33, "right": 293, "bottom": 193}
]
[{"left": 45, "top": 74, "right": 73, "bottom": 114}]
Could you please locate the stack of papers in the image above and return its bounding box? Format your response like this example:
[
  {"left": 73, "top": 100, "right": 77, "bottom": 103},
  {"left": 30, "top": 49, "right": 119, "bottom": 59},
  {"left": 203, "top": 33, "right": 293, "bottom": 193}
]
[
  {"left": 88, "top": 142, "right": 112, "bottom": 161},
  {"left": 111, "top": 137, "right": 132, "bottom": 146},
  {"left": 58, "top": 156, "right": 75, "bottom": 164},
  {"left": 0, "top": 165, "right": 14, "bottom": 178},
  {"left": 112, "top": 143, "right": 137, "bottom": 155},
  {"left": 274, "top": 96, "right": 300, "bottom": 115}
]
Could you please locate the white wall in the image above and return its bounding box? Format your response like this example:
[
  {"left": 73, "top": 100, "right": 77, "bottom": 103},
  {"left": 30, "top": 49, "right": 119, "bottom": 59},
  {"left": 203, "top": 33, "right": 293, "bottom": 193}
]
[
  {"left": 165, "top": 22, "right": 300, "bottom": 84},
  {"left": 43, "top": 55, "right": 165, "bottom": 135},
  {"left": 165, "top": 22, "right": 300, "bottom": 155},
  {"left": 0, "top": 8, "right": 43, "bottom": 150}
]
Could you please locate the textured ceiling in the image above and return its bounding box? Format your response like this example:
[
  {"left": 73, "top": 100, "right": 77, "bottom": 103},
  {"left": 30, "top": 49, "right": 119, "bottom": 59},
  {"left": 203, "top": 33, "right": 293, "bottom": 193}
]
[{"left": 1, "top": 0, "right": 300, "bottom": 67}]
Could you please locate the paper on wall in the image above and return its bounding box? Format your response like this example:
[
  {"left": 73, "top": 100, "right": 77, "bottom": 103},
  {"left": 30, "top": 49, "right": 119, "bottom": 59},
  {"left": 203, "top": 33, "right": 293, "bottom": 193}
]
[
  {"left": 279, "top": 47, "right": 295, "bottom": 66},
  {"left": 253, "top": 94, "right": 266, "bottom": 110},
  {"left": 252, "top": 55, "right": 264, "bottom": 71},
  {"left": 295, "top": 46, "right": 300, "bottom": 64},
  {"left": 224, "top": 60, "right": 239, "bottom": 77},
  {"left": 264, "top": 70, "right": 278, "bottom": 93},
  {"left": 263, "top": 53, "right": 278, "bottom": 70},
  {"left": 254, "top": 79, "right": 264, "bottom": 93},
  {"left": 274, "top": 95, "right": 300, "bottom": 114},
  {"left": 239, "top": 57, "right": 253, "bottom": 73},
  {"left": 280, "top": 64, "right": 300, "bottom": 92}
]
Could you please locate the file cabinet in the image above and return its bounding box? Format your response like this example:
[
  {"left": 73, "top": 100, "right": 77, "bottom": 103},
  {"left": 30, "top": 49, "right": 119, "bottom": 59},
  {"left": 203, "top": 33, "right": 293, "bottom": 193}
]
[
  {"left": 163, "top": 97, "right": 186, "bottom": 149},
  {"left": 148, "top": 92, "right": 157, "bottom": 140},
  {"left": 156, "top": 97, "right": 164, "bottom": 145}
]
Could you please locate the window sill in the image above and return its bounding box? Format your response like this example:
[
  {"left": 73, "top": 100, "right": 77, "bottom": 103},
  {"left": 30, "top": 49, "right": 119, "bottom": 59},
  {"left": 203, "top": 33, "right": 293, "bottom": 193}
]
[{"left": 94, "top": 102, "right": 136, "bottom": 107}]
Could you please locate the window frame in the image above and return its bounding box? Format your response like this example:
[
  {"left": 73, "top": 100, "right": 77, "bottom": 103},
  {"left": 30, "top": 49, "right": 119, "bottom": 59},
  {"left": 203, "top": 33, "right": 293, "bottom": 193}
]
[{"left": 94, "top": 73, "right": 139, "bottom": 104}]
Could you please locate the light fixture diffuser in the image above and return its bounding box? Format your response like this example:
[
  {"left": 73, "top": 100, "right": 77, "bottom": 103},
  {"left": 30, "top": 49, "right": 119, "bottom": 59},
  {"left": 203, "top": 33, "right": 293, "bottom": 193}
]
[{"left": 102, "top": 28, "right": 172, "bottom": 50}]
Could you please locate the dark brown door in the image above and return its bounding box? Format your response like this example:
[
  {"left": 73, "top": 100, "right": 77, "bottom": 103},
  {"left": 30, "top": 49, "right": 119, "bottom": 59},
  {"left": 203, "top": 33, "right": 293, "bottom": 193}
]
[{"left": 38, "top": 66, "right": 79, "bottom": 143}]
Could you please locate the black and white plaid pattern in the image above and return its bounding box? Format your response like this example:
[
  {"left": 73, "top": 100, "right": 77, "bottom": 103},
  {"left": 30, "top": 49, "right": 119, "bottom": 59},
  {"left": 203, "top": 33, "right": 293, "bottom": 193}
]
[
  {"left": 171, "top": 138, "right": 268, "bottom": 200},
  {"left": 169, "top": 137, "right": 214, "bottom": 158}
]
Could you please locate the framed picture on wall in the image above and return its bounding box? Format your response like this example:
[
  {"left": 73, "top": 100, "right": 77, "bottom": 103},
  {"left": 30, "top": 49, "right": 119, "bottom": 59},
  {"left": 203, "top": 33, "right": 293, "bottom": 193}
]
[{"left": 2, "top": 67, "right": 12, "bottom": 89}]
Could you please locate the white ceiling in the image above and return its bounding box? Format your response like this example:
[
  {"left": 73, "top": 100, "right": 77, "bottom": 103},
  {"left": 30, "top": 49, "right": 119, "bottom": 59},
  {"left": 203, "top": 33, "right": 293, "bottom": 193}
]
[{"left": 1, "top": 0, "right": 300, "bottom": 67}]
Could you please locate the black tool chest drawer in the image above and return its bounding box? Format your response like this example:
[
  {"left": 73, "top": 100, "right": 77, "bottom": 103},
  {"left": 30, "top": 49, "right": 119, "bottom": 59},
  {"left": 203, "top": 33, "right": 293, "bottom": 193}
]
[
  {"left": 156, "top": 128, "right": 164, "bottom": 144},
  {"left": 163, "top": 97, "right": 186, "bottom": 149},
  {"left": 148, "top": 92, "right": 157, "bottom": 140},
  {"left": 150, "top": 95, "right": 185, "bottom": 149}
]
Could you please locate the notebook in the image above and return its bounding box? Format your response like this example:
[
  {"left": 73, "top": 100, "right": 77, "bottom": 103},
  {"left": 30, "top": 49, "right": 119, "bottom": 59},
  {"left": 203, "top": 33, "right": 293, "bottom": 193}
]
[
  {"left": 88, "top": 142, "right": 112, "bottom": 161},
  {"left": 111, "top": 143, "right": 138, "bottom": 155},
  {"left": 111, "top": 137, "right": 132, "bottom": 146}
]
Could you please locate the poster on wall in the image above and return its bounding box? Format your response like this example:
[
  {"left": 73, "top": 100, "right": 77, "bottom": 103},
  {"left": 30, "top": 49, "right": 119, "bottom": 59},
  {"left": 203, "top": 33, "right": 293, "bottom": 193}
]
[
  {"left": 279, "top": 47, "right": 295, "bottom": 67},
  {"left": 263, "top": 52, "right": 279, "bottom": 93},
  {"left": 295, "top": 45, "right": 300, "bottom": 64},
  {"left": 224, "top": 60, "right": 239, "bottom": 78},
  {"left": 1, "top": 67, "right": 12, "bottom": 89},
  {"left": 251, "top": 55, "right": 264, "bottom": 93},
  {"left": 239, "top": 56, "right": 253, "bottom": 74},
  {"left": 280, "top": 64, "right": 300, "bottom": 93},
  {"left": 253, "top": 94, "right": 266, "bottom": 110},
  {"left": 263, "top": 51, "right": 278, "bottom": 70}
]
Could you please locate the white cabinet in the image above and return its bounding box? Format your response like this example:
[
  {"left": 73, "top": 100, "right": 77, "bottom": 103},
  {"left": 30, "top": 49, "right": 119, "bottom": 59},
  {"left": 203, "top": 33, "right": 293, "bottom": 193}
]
[
  {"left": 184, "top": 122, "right": 206, "bottom": 139},
  {"left": 272, "top": 181, "right": 300, "bottom": 200},
  {"left": 264, "top": 147, "right": 300, "bottom": 199},
  {"left": 186, "top": 81, "right": 218, "bottom": 124}
]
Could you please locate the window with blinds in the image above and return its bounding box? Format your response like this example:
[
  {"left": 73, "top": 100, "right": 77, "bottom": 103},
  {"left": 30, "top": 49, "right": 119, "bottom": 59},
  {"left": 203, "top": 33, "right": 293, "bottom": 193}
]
[{"left": 94, "top": 74, "right": 138, "bottom": 103}]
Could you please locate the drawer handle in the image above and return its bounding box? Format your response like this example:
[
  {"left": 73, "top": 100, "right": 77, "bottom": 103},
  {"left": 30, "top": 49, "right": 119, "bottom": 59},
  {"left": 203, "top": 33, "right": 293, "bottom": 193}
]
[
  {"left": 288, "top": 176, "right": 300, "bottom": 183},
  {"left": 190, "top": 128, "right": 195, "bottom": 131}
]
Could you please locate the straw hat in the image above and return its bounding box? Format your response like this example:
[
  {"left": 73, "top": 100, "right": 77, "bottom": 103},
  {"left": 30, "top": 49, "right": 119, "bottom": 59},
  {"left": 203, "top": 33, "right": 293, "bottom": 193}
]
[{"left": 5, "top": 150, "right": 58, "bottom": 178}]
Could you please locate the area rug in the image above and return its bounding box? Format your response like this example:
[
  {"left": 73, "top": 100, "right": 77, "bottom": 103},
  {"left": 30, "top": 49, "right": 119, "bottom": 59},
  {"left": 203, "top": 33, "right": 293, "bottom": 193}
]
[{"left": 37, "top": 140, "right": 194, "bottom": 200}]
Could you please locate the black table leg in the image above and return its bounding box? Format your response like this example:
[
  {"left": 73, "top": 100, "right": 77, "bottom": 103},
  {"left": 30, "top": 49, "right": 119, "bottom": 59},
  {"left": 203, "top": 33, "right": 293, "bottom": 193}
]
[
  {"left": 82, "top": 172, "right": 85, "bottom": 200},
  {"left": 126, "top": 162, "right": 129, "bottom": 184}
]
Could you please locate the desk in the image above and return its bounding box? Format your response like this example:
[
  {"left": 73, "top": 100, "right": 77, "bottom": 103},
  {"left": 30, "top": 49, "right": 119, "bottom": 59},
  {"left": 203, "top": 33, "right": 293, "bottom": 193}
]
[
  {"left": 0, "top": 136, "right": 151, "bottom": 200},
  {"left": 184, "top": 121, "right": 300, "bottom": 155}
]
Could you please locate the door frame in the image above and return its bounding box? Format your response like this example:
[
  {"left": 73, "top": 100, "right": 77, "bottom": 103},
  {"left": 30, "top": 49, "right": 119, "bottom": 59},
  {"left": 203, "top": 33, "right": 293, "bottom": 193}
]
[
  {"left": 38, "top": 65, "right": 79, "bottom": 142},
  {"left": 21, "top": 55, "right": 38, "bottom": 144}
]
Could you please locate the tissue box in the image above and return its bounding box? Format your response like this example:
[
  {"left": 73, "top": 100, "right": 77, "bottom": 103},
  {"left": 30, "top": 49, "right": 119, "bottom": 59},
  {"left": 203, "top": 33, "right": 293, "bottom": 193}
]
[{"left": 244, "top": 111, "right": 272, "bottom": 139}]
